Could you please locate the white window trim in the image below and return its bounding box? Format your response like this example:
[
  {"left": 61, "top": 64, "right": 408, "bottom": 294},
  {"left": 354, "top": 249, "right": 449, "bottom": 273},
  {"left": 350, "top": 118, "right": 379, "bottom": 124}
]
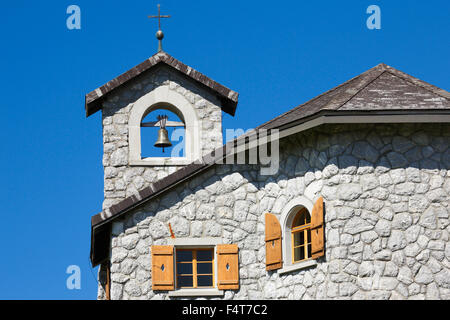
[
  {"left": 128, "top": 86, "right": 201, "bottom": 166},
  {"left": 168, "top": 288, "right": 224, "bottom": 297},
  {"left": 167, "top": 237, "right": 223, "bottom": 246},
  {"left": 167, "top": 237, "right": 223, "bottom": 297},
  {"left": 277, "top": 259, "right": 317, "bottom": 275},
  {"left": 278, "top": 196, "right": 318, "bottom": 274}
]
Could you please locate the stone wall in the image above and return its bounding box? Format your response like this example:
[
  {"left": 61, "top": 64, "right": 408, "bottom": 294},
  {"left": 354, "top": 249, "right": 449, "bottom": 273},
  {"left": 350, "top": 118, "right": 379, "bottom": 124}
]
[
  {"left": 100, "top": 123, "right": 450, "bottom": 300},
  {"left": 101, "top": 65, "right": 224, "bottom": 210}
]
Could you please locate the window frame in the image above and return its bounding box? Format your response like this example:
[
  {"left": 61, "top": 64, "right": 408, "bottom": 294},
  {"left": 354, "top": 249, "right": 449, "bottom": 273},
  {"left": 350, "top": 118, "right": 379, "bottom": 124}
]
[
  {"left": 175, "top": 248, "right": 215, "bottom": 289},
  {"left": 290, "top": 208, "right": 312, "bottom": 264}
]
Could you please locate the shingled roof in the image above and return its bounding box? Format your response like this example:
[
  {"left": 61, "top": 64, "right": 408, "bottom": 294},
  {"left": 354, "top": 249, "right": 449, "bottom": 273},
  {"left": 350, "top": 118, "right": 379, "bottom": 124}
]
[
  {"left": 258, "top": 63, "right": 449, "bottom": 131},
  {"left": 90, "top": 63, "right": 450, "bottom": 266},
  {"left": 85, "top": 51, "right": 239, "bottom": 117}
]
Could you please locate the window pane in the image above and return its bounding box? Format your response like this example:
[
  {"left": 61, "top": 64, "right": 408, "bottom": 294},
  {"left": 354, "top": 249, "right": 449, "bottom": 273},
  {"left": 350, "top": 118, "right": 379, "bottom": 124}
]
[
  {"left": 177, "top": 275, "right": 193, "bottom": 288},
  {"left": 307, "top": 229, "right": 311, "bottom": 244},
  {"left": 293, "top": 231, "right": 305, "bottom": 247},
  {"left": 293, "top": 208, "right": 312, "bottom": 229},
  {"left": 197, "top": 275, "right": 213, "bottom": 287},
  {"left": 292, "top": 213, "right": 301, "bottom": 228},
  {"left": 305, "top": 212, "right": 311, "bottom": 224},
  {"left": 293, "top": 209, "right": 308, "bottom": 227},
  {"left": 299, "top": 211, "right": 306, "bottom": 225},
  {"left": 176, "top": 263, "right": 192, "bottom": 275},
  {"left": 307, "top": 244, "right": 312, "bottom": 258},
  {"left": 176, "top": 250, "right": 192, "bottom": 262},
  {"left": 196, "top": 250, "right": 213, "bottom": 261},
  {"left": 293, "top": 246, "right": 305, "bottom": 262},
  {"left": 197, "top": 262, "right": 213, "bottom": 274}
]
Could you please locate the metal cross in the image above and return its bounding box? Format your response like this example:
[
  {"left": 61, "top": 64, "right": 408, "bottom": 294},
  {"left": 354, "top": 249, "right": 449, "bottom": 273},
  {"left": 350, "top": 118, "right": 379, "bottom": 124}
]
[{"left": 148, "top": 4, "right": 170, "bottom": 31}]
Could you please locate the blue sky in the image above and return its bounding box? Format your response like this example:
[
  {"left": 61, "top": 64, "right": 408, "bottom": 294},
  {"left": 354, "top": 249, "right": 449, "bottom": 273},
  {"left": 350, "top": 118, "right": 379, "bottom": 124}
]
[{"left": 0, "top": 1, "right": 448, "bottom": 299}]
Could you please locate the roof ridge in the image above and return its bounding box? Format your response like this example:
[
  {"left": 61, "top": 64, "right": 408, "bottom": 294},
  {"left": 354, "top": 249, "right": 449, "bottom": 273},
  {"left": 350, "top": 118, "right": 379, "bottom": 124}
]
[
  {"left": 334, "top": 68, "right": 388, "bottom": 111},
  {"left": 157, "top": 51, "right": 239, "bottom": 101},
  {"left": 382, "top": 65, "right": 450, "bottom": 100},
  {"left": 255, "top": 63, "right": 387, "bottom": 130},
  {"left": 328, "top": 66, "right": 387, "bottom": 111}
]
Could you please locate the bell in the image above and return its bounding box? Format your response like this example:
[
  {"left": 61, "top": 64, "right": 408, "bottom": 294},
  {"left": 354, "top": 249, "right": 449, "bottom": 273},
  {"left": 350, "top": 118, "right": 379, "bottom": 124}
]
[{"left": 154, "top": 127, "right": 172, "bottom": 152}]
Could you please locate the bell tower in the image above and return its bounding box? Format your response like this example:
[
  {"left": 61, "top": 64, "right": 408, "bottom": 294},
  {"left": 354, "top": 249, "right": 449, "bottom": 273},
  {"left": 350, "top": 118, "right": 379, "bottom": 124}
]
[{"left": 84, "top": 6, "right": 239, "bottom": 211}]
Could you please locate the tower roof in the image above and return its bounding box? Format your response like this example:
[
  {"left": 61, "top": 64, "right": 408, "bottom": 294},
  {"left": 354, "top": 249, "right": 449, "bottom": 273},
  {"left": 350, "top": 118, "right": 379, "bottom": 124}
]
[{"left": 85, "top": 51, "right": 239, "bottom": 117}]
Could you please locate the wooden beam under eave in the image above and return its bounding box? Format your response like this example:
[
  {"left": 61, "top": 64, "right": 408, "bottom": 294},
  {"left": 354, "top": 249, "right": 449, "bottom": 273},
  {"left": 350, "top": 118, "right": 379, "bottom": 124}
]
[
  {"left": 106, "top": 261, "right": 111, "bottom": 300},
  {"left": 101, "top": 261, "right": 111, "bottom": 300}
]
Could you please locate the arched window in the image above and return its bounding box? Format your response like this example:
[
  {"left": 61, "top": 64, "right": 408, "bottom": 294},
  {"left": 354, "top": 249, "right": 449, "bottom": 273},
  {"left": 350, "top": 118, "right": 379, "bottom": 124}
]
[
  {"left": 291, "top": 208, "right": 312, "bottom": 263},
  {"left": 278, "top": 196, "right": 316, "bottom": 272},
  {"left": 271, "top": 196, "right": 325, "bottom": 274}
]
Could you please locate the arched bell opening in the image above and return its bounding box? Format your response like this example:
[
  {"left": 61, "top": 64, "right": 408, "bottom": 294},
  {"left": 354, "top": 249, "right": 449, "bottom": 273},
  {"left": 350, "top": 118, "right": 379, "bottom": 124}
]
[
  {"left": 140, "top": 106, "right": 186, "bottom": 158},
  {"left": 128, "top": 86, "right": 201, "bottom": 165}
]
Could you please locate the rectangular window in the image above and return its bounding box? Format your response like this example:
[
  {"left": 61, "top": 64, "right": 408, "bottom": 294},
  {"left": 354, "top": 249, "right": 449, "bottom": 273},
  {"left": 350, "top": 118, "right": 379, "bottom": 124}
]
[{"left": 175, "top": 248, "right": 214, "bottom": 289}]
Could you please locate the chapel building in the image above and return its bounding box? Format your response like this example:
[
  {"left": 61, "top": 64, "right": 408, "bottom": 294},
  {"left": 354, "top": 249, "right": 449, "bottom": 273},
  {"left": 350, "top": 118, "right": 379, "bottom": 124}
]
[{"left": 86, "top": 49, "right": 450, "bottom": 300}]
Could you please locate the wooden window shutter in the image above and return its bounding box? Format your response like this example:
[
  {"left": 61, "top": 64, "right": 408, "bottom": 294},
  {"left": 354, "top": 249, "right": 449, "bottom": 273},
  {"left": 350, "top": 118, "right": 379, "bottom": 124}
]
[
  {"left": 311, "top": 197, "right": 325, "bottom": 259},
  {"left": 217, "top": 244, "right": 239, "bottom": 290},
  {"left": 265, "top": 213, "right": 282, "bottom": 271},
  {"left": 151, "top": 245, "right": 174, "bottom": 291}
]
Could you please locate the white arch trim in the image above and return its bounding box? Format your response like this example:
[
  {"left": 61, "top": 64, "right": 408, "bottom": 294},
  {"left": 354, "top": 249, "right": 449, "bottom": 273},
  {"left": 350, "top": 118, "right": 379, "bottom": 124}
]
[{"left": 128, "top": 86, "right": 201, "bottom": 166}]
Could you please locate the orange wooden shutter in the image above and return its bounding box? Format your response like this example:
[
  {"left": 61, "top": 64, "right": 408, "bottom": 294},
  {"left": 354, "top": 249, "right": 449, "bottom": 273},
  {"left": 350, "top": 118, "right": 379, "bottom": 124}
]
[
  {"left": 265, "top": 213, "right": 282, "bottom": 270},
  {"left": 311, "top": 197, "right": 324, "bottom": 259},
  {"left": 151, "top": 245, "right": 174, "bottom": 291},
  {"left": 217, "top": 244, "right": 239, "bottom": 290}
]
